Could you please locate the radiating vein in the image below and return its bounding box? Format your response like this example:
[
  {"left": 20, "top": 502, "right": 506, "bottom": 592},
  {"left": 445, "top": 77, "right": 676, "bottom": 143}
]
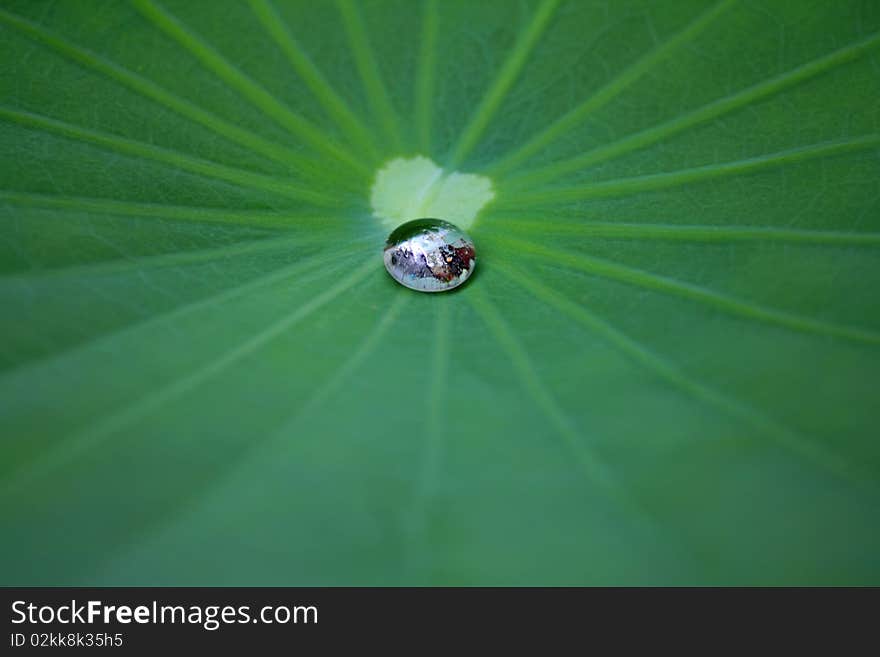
[
  {"left": 0, "top": 191, "right": 352, "bottom": 230},
  {"left": 498, "top": 261, "right": 870, "bottom": 486},
  {"left": 0, "top": 243, "right": 370, "bottom": 390},
  {"left": 285, "top": 290, "right": 409, "bottom": 422},
  {"left": 467, "top": 286, "right": 623, "bottom": 499},
  {"left": 500, "top": 134, "right": 880, "bottom": 206},
  {"left": 507, "top": 29, "right": 880, "bottom": 185},
  {"left": 494, "top": 236, "right": 880, "bottom": 345},
  {"left": 447, "top": 0, "right": 560, "bottom": 168},
  {"left": 0, "top": 231, "right": 339, "bottom": 283},
  {"left": 0, "top": 7, "right": 327, "bottom": 178},
  {"left": 88, "top": 285, "right": 409, "bottom": 576},
  {"left": 402, "top": 300, "right": 449, "bottom": 581},
  {"left": 247, "top": 0, "right": 379, "bottom": 159},
  {"left": 132, "top": 0, "right": 368, "bottom": 176},
  {"left": 0, "top": 254, "right": 376, "bottom": 494},
  {"left": 414, "top": 0, "right": 439, "bottom": 153},
  {"left": 488, "top": 218, "right": 880, "bottom": 246},
  {"left": 171, "top": 280, "right": 405, "bottom": 489},
  {"left": 336, "top": 0, "right": 403, "bottom": 151},
  {"left": 0, "top": 107, "right": 340, "bottom": 206},
  {"left": 485, "top": 0, "right": 736, "bottom": 176}
]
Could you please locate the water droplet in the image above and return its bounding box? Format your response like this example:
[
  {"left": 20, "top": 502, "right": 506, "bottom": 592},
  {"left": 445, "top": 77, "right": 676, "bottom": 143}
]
[{"left": 383, "top": 219, "right": 476, "bottom": 293}]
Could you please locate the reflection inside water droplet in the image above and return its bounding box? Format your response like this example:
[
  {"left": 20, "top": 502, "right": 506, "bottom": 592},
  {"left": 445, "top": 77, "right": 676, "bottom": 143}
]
[{"left": 383, "top": 219, "right": 476, "bottom": 293}]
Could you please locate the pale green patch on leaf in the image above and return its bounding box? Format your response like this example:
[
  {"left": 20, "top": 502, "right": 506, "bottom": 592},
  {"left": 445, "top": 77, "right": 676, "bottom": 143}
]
[{"left": 369, "top": 155, "right": 495, "bottom": 230}]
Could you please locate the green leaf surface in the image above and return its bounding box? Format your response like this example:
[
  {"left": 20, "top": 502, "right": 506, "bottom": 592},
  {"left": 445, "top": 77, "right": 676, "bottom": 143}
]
[{"left": 1, "top": 0, "right": 879, "bottom": 585}]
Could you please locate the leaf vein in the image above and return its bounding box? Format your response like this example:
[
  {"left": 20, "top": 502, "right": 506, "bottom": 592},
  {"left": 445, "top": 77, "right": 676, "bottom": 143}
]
[{"left": 495, "top": 236, "right": 880, "bottom": 345}]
